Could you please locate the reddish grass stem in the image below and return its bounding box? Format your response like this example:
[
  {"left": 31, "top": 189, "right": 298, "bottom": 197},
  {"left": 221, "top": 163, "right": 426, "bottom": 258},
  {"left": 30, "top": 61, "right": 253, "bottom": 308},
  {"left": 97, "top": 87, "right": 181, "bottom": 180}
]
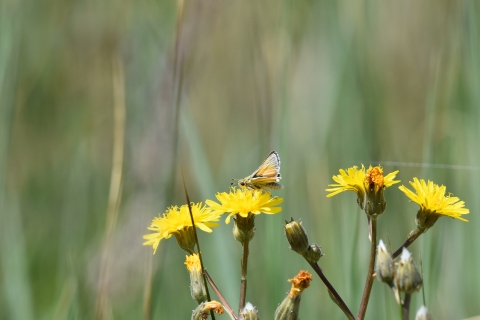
[
  {"left": 357, "top": 218, "right": 377, "bottom": 320},
  {"left": 309, "top": 262, "right": 355, "bottom": 320}
]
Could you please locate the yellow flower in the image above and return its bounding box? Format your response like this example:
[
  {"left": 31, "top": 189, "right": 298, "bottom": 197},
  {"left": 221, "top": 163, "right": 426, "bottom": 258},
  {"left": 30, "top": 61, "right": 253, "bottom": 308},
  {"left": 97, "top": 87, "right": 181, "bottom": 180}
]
[
  {"left": 206, "top": 187, "right": 283, "bottom": 224},
  {"left": 185, "top": 254, "right": 207, "bottom": 303},
  {"left": 326, "top": 165, "right": 400, "bottom": 216},
  {"left": 143, "top": 203, "right": 222, "bottom": 254},
  {"left": 399, "top": 178, "right": 469, "bottom": 230},
  {"left": 326, "top": 165, "right": 400, "bottom": 198},
  {"left": 185, "top": 253, "right": 202, "bottom": 272}
]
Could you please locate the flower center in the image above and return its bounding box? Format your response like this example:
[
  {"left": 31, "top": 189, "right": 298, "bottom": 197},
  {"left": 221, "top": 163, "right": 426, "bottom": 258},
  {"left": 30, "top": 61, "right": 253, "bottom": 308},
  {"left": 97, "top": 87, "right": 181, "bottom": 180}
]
[{"left": 365, "top": 167, "right": 384, "bottom": 187}]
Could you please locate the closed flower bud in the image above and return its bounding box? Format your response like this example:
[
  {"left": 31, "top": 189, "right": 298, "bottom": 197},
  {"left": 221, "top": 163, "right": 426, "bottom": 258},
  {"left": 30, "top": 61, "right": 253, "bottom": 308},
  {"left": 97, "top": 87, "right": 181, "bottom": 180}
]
[
  {"left": 415, "top": 305, "right": 432, "bottom": 320},
  {"left": 185, "top": 254, "right": 207, "bottom": 303},
  {"left": 275, "top": 271, "right": 312, "bottom": 320},
  {"left": 376, "top": 239, "right": 394, "bottom": 284},
  {"left": 233, "top": 214, "right": 256, "bottom": 243},
  {"left": 305, "top": 244, "right": 324, "bottom": 264},
  {"left": 396, "top": 248, "right": 422, "bottom": 294},
  {"left": 284, "top": 219, "right": 309, "bottom": 256},
  {"left": 239, "top": 302, "right": 259, "bottom": 320}
]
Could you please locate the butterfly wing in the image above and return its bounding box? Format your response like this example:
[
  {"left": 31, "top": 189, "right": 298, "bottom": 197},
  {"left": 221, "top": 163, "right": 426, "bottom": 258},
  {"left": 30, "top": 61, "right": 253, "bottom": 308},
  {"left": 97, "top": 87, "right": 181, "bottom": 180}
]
[{"left": 252, "top": 151, "right": 281, "bottom": 182}]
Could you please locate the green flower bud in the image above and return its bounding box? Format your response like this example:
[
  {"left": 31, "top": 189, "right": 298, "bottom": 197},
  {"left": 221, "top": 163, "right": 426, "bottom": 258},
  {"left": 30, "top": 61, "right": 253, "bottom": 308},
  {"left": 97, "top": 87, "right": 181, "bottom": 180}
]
[
  {"left": 396, "top": 248, "right": 422, "bottom": 294},
  {"left": 284, "top": 219, "right": 309, "bottom": 256},
  {"left": 376, "top": 239, "right": 394, "bottom": 284},
  {"left": 305, "top": 244, "right": 324, "bottom": 264}
]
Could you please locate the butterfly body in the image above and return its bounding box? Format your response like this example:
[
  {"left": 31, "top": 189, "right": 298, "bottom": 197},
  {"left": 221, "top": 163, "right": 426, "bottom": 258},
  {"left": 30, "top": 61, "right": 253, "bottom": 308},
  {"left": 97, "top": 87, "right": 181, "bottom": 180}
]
[{"left": 236, "top": 151, "right": 283, "bottom": 190}]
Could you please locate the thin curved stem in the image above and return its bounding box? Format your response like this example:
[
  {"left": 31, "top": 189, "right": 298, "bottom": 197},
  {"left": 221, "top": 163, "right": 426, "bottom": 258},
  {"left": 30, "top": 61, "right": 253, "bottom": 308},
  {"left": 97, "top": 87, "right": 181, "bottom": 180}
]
[
  {"left": 309, "top": 262, "right": 355, "bottom": 320},
  {"left": 392, "top": 229, "right": 422, "bottom": 260},
  {"left": 205, "top": 270, "right": 238, "bottom": 320},
  {"left": 358, "top": 218, "right": 377, "bottom": 320}
]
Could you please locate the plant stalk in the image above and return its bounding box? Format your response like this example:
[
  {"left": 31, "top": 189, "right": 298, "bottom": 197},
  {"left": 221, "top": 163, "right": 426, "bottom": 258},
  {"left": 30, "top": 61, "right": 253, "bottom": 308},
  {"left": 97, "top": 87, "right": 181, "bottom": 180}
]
[
  {"left": 309, "top": 262, "right": 355, "bottom": 320},
  {"left": 238, "top": 240, "right": 250, "bottom": 314},
  {"left": 402, "top": 293, "right": 412, "bottom": 320},
  {"left": 205, "top": 270, "right": 237, "bottom": 320},
  {"left": 392, "top": 229, "right": 422, "bottom": 259},
  {"left": 357, "top": 217, "right": 377, "bottom": 320}
]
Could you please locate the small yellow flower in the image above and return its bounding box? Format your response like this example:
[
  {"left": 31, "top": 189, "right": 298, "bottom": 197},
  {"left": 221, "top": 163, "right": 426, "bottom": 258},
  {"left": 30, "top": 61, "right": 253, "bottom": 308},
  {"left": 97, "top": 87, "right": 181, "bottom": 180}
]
[
  {"left": 143, "top": 203, "right": 222, "bottom": 254},
  {"left": 399, "top": 178, "right": 469, "bottom": 230},
  {"left": 185, "top": 254, "right": 207, "bottom": 303},
  {"left": 326, "top": 165, "right": 400, "bottom": 198},
  {"left": 185, "top": 253, "right": 202, "bottom": 273},
  {"left": 206, "top": 187, "right": 283, "bottom": 224},
  {"left": 326, "top": 165, "right": 399, "bottom": 216}
]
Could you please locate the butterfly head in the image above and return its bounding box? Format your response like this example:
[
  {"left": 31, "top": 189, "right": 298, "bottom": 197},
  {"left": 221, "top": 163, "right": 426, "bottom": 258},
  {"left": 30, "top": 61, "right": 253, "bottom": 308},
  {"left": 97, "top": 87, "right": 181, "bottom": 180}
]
[
  {"left": 237, "top": 179, "right": 247, "bottom": 188},
  {"left": 231, "top": 178, "right": 247, "bottom": 189}
]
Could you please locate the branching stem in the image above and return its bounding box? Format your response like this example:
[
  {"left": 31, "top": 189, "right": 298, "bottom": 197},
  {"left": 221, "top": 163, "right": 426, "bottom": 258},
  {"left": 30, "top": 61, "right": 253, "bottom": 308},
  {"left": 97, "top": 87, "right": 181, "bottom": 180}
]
[{"left": 392, "top": 229, "right": 422, "bottom": 259}]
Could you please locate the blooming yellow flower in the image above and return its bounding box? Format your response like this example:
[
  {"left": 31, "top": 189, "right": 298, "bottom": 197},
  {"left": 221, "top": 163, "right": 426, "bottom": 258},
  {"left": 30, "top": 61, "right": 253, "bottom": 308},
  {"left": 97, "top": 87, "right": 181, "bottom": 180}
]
[
  {"left": 326, "top": 165, "right": 400, "bottom": 198},
  {"left": 326, "top": 165, "right": 400, "bottom": 216},
  {"left": 399, "top": 178, "right": 469, "bottom": 230},
  {"left": 143, "top": 203, "right": 222, "bottom": 254},
  {"left": 206, "top": 187, "right": 283, "bottom": 224}
]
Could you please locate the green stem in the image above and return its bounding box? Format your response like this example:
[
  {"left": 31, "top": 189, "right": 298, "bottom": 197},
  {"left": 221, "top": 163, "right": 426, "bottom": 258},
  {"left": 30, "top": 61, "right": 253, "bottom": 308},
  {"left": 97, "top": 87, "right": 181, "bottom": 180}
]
[
  {"left": 309, "top": 262, "right": 355, "bottom": 320},
  {"left": 238, "top": 240, "right": 250, "bottom": 314},
  {"left": 357, "top": 218, "right": 377, "bottom": 320}
]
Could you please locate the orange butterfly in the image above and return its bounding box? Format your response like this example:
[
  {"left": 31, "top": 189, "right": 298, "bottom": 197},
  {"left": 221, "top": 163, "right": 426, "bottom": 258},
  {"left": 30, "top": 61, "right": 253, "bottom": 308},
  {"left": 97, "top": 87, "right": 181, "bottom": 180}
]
[{"left": 234, "top": 151, "right": 283, "bottom": 190}]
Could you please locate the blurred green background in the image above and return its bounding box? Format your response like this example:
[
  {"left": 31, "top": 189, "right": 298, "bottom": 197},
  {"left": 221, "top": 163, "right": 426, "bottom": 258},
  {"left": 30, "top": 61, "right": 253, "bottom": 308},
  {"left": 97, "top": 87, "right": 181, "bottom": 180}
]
[{"left": 1, "top": 0, "right": 479, "bottom": 319}]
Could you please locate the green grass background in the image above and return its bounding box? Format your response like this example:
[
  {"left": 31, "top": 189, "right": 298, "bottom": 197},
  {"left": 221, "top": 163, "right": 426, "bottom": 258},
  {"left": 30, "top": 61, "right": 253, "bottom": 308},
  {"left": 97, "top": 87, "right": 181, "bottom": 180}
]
[{"left": 1, "top": 0, "right": 479, "bottom": 319}]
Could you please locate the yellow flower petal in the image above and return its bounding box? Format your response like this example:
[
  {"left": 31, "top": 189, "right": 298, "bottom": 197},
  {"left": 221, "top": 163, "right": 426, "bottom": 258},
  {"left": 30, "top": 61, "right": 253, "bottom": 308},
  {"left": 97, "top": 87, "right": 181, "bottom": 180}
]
[
  {"left": 399, "top": 178, "right": 469, "bottom": 222},
  {"left": 143, "top": 203, "right": 222, "bottom": 254},
  {"left": 206, "top": 187, "right": 283, "bottom": 223}
]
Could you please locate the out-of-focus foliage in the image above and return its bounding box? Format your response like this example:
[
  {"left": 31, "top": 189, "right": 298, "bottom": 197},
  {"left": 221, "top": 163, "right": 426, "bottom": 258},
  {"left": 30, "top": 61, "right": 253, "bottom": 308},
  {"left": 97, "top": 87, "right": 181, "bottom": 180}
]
[{"left": 1, "top": 0, "right": 479, "bottom": 319}]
